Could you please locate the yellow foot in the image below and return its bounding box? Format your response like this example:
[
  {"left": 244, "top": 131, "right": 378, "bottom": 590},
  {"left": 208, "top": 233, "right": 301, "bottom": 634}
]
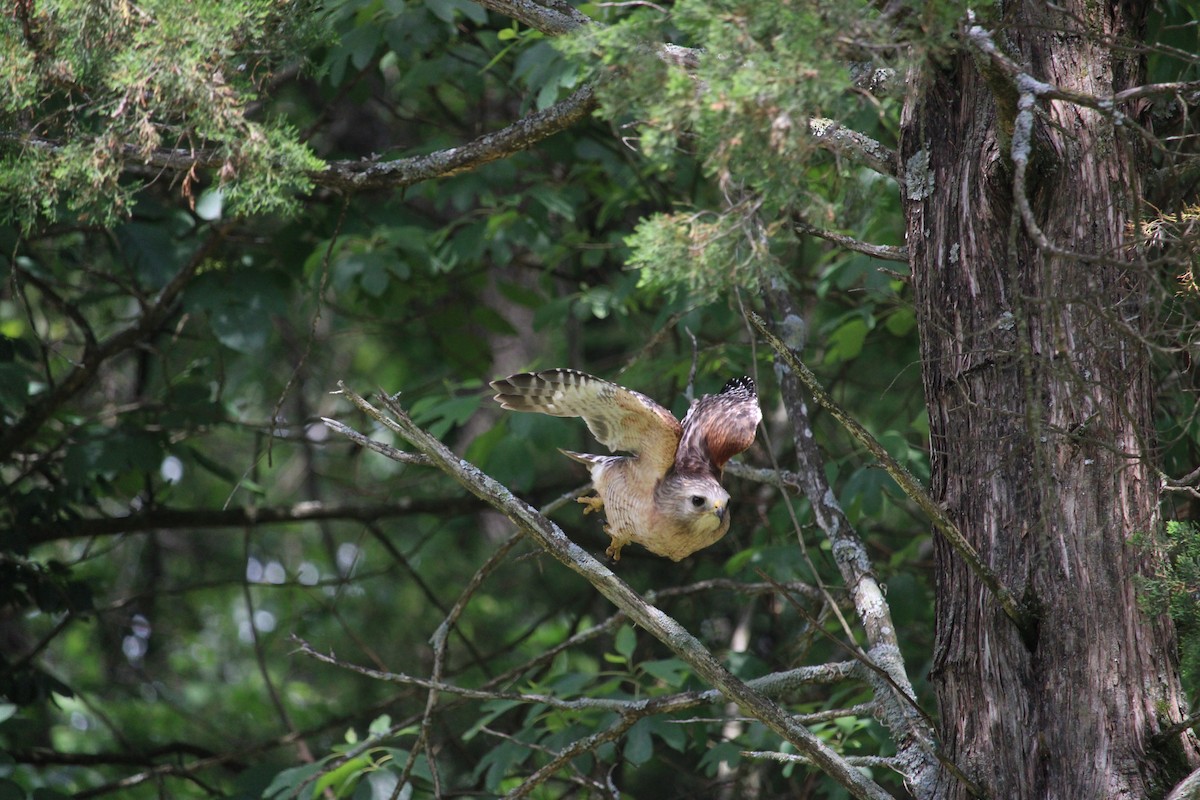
[
  {"left": 605, "top": 540, "right": 625, "bottom": 561},
  {"left": 576, "top": 494, "right": 604, "bottom": 515}
]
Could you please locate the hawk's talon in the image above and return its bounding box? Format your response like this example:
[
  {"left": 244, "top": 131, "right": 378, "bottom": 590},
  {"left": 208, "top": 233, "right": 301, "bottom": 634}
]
[
  {"left": 602, "top": 523, "right": 624, "bottom": 561},
  {"left": 576, "top": 494, "right": 604, "bottom": 515}
]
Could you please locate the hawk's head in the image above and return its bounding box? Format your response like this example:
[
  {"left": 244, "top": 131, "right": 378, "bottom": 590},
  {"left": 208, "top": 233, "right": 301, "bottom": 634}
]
[{"left": 655, "top": 472, "right": 731, "bottom": 535}]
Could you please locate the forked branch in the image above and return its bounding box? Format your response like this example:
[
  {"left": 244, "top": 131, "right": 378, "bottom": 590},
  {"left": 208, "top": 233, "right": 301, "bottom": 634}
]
[
  {"left": 748, "top": 313, "right": 1029, "bottom": 633},
  {"left": 324, "top": 382, "right": 895, "bottom": 800}
]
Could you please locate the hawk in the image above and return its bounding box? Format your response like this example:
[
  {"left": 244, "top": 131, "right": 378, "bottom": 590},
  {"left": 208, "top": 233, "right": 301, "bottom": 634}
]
[{"left": 490, "top": 369, "right": 761, "bottom": 561}]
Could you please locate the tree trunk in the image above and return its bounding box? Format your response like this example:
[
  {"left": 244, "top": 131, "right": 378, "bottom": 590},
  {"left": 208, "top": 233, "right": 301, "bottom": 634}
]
[{"left": 900, "top": 3, "right": 1195, "bottom": 797}]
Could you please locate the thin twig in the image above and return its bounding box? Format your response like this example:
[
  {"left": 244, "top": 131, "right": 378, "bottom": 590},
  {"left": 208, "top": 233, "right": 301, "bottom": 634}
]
[
  {"left": 320, "top": 415, "right": 433, "bottom": 465},
  {"left": 793, "top": 218, "right": 908, "bottom": 264},
  {"left": 747, "top": 311, "right": 1028, "bottom": 632},
  {"left": 22, "top": 497, "right": 469, "bottom": 544},
  {"left": 502, "top": 715, "right": 637, "bottom": 799},
  {"left": 0, "top": 225, "right": 229, "bottom": 461},
  {"left": 295, "top": 638, "right": 860, "bottom": 714},
  {"left": 325, "top": 383, "right": 894, "bottom": 800}
]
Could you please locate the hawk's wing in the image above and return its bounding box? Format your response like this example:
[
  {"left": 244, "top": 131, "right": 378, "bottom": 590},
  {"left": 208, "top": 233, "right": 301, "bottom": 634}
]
[
  {"left": 490, "top": 369, "right": 683, "bottom": 474},
  {"left": 674, "top": 376, "right": 761, "bottom": 479}
]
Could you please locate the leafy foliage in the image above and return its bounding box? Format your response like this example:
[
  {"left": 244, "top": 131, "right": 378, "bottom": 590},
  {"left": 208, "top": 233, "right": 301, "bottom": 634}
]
[
  {"left": 1138, "top": 522, "right": 1200, "bottom": 689},
  {"left": 0, "top": 0, "right": 326, "bottom": 225},
  {"left": 0, "top": 0, "right": 1197, "bottom": 798}
]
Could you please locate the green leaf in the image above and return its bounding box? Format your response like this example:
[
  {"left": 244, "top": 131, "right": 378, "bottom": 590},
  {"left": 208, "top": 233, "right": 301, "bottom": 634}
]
[
  {"left": 463, "top": 699, "right": 522, "bottom": 742},
  {"left": 312, "top": 754, "right": 372, "bottom": 798},
  {"left": 495, "top": 280, "right": 544, "bottom": 308},
  {"left": 117, "top": 222, "right": 186, "bottom": 289},
  {"left": 647, "top": 716, "right": 687, "bottom": 752},
  {"left": 32, "top": 789, "right": 72, "bottom": 800},
  {"left": 184, "top": 269, "right": 288, "bottom": 354},
  {"left": 0, "top": 363, "right": 32, "bottom": 411},
  {"left": 342, "top": 24, "right": 380, "bottom": 71},
  {"left": 409, "top": 394, "right": 482, "bottom": 439},
  {"left": 824, "top": 317, "right": 869, "bottom": 364},
  {"left": 474, "top": 738, "right": 532, "bottom": 791},
  {"left": 185, "top": 446, "right": 266, "bottom": 496},
  {"left": 262, "top": 762, "right": 325, "bottom": 799},
  {"left": 623, "top": 718, "right": 653, "bottom": 765},
  {"left": 885, "top": 306, "right": 915, "bottom": 337},
  {"left": 639, "top": 658, "right": 690, "bottom": 688},
  {"left": 698, "top": 741, "right": 742, "bottom": 776},
  {"left": 614, "top": 624, "right": 636, "bottom": 661},
  {"left": 63, "top": 427, "right": 165, "bottom": 487}
]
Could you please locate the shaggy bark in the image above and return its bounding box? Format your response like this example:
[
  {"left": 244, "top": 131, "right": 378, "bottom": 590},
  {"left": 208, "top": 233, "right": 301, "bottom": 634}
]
[{"left": 900, "top": 4, "right": 1195, "bottom": 797}]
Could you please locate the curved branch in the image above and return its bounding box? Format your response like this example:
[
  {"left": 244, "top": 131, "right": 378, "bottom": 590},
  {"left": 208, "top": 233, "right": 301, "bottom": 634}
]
[
  {"left": 472, "top": 0, "right": 591, "bottom": 34},
  {"left": 793, "top": 218, "right": 908, "bottom": 264},
  {"left": 318, "top": 84, "right": 598, "bottom": 191},
  {"left": 2, "top": 84, "right": 599, "bottom": 195},
  {"left": 808, "top": 118, "right": 900, "bottom": 180}
]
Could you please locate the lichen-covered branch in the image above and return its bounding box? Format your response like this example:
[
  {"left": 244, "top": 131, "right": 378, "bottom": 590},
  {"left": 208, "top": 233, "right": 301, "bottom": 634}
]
[
  {"left": 326, "top": 383, "right": 895, "bottom": 800},
  {"left": 792, "top": 218, "right": 908, "bottom": 263},
  {"left": 748, "top": 311, "right": 1027, "bottom": 635},
  {"left": 297, "top": 640, "right": 860, "bottom": 714},
  {"left": 807, "top": 118, "right": 900, "bottom": 180},
  {"left": 317, "top": 85, "right": 598, "bottom": 191},
  {"left": 758, "top": 290, "right": 947, "bottom": 798},
  {"left": 472, "top": 0, "right": 591, "bottom": 35}
]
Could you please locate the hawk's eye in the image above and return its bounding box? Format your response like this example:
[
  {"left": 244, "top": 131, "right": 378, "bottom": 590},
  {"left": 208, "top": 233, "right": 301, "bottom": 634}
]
[{"left": 690, "top": 495, "right": 706, "bottom": 508}]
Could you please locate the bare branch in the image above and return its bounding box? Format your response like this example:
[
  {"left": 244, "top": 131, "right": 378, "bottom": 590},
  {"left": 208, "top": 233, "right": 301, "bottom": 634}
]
[
  {"left": 755, "top": 287, "right": 954, "bottom": 797},
  {"left": 325, "top": 383, "right": 895, "bottom": 800},
  {"left": 1113, "top": 79, "right": 1200, "bottom": 104},
  {"left": 472, "top": 0, "right": 591, "bottom": 35},
  {"left": 1168, "top": 765, "right": 1200, "bottom": 800},
  {"left": 792, "top": 218, "right": 908, "bottom": 264},
  {"left": 744, "top": 750, "right": 903, "bottom": 770},
  {"left": 501, "top": 716, "right": 635, "bottom": 799},
  {"left": 724, "top": 460, "right": 803, "bottom": 494},
  {"left": 748, "top": 311, "right": 1028, "bottom": 634},
  {"left": 807, "top": 118, "right": 900, "bottom": 180},
  {"left": 296, "top": 637, "right": 861, "bottom": 714},
  {"left": 318, "top": 85, "right": 598, "bottom": 191},
  {"left": 319, "top": 416, "right": 431, "bottom": 464}
]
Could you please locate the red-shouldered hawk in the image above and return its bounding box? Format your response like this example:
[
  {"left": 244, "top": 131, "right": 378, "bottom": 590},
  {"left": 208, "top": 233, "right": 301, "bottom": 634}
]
[{"left": 490, "top": 369, "right": 761, "bottom": 561}]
